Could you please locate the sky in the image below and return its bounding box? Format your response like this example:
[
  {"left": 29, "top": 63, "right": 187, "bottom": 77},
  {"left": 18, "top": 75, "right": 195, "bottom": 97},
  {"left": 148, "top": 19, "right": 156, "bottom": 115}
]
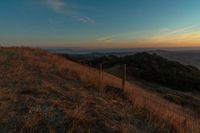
[{"left": 1, "top": 0, "right": 200, "bottom": 48}]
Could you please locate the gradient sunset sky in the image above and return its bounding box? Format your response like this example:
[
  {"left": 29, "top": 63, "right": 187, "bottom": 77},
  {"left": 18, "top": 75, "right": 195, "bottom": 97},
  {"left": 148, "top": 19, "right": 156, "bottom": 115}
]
[{"left": 1, "top": 0, "right": 200, "bottom": 48}]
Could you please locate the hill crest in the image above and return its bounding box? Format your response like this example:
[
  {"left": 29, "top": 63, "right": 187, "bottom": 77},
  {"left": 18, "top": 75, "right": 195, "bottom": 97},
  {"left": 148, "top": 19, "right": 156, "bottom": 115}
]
[{"left": 0, "top": 47, "right": 199, "bottom": 133}]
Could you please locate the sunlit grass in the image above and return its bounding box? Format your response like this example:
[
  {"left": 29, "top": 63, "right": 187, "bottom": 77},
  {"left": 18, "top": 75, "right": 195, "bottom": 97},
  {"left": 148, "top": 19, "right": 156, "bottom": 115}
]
[
  {"left": 50, "top": 49, "right": 199, "bottom": 133},
  {"left": 0, "top": 47, "right": 199, "bottom": 133}
]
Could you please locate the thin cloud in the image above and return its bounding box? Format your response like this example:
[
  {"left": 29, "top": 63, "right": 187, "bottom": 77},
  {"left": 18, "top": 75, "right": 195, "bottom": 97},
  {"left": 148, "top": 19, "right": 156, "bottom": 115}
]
[
  {"left": 45, "top": 0, "right": 95, "bottom": 24},
  {"left": 97, "top": 36, "right": 114, "bottom": 43},
  {"left": 96, "top": 31, "right": 145, "bottom": 43},
  {"left": 46, "top": 0, "right": 65, "bottom": 11},
  {"left": 96, "top": 25, "right": 200, "bottom": 47},
  {"left": 138, "top": 25, "right": 200, "bottom": 44},
  {"left": 159, "top": 28, "right": 171, "bottom": 32},
  {"left": 159, "top": 25, "right": 199, "bottom": 35}
]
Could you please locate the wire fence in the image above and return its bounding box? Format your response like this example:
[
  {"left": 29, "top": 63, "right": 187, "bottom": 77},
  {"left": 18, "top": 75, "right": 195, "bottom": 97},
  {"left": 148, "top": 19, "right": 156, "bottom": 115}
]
[
  {"left": 1, "top": 48, "right": 199, "bottom": 132},
  {"left": 76, "top": 62, "right": 200, "bottom": 133},
  {"left": 12, "top": 53, "right": 199, "bottom": 133}
]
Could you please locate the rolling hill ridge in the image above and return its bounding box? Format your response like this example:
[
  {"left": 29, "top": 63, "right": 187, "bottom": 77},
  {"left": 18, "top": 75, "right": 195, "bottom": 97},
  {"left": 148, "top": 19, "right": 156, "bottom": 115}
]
[{"left": 0, "top": 47, "right": 199, "bottom": 133}]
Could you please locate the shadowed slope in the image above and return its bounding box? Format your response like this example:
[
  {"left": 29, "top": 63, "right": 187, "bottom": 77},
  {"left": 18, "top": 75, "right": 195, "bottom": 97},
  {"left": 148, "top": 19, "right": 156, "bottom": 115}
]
[
  {"left": 0, "top": 47, "right": 199, "bottom": 133},
  {"left": 0, "top": 47, "right": 171, "bottom": 133}
]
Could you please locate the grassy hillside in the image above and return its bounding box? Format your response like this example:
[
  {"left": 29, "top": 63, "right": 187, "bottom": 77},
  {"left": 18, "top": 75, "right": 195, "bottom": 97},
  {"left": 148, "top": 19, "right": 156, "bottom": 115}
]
[
  {"left": 0, "top": 47, "right": 165, "bottom": 133},
  {"left": 87, "top": 52, "right": 200, "bottom": 115},
  {"left": 89, "top": 52, "right": 200, "bottom": 91},
  {"left": 0, "top": 48, "right": 199, "bottom": 133}
]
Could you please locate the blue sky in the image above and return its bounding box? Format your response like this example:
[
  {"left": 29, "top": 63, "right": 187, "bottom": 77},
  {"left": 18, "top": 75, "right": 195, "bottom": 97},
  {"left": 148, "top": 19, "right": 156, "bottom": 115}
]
[{"left": 1, "top": 0, "right": 200, "bottom": 48}]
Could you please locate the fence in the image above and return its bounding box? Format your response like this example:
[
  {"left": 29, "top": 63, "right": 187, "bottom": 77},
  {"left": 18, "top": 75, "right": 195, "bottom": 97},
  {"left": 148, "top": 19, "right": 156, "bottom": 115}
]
[
  {"left": 54, "top": 55, "right": 200, "bottom": 133},
  {"left": 87, "top": 63, "right": 200, "bottom": 133},
  {"left": 96, "top": 64, "right": 200, "bottom": 133}
]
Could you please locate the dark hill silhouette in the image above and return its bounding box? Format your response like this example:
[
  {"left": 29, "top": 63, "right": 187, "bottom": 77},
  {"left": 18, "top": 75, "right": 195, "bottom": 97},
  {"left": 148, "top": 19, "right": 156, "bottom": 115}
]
[{"left": 89, "top": 52, "right": 200, "bottom": 91}]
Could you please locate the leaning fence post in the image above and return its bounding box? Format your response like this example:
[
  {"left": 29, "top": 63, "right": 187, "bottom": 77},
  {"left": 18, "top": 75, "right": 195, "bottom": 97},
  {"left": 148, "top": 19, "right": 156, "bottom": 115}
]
[{"left": 122, "top": 64, "right": 126, "bottom": 90}]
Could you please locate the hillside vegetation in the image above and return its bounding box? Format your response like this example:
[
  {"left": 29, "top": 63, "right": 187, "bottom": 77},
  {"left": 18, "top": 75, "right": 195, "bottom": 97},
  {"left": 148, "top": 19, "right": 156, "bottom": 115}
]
[
  {"left": 89, "top": 52, "right": 200, "bottom": 91},
  {"left": 0, "top": 48, "right": 199, "bottom": 133}
]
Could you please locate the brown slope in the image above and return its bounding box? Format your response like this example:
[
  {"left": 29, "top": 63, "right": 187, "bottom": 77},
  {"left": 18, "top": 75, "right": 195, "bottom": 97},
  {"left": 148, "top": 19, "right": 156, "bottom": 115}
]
[
  {"left": 0, "top": 47, "right": 169, "bottom": 133},
  {"left": 0, "top": 47, "right": 199, "bottom": 133}
]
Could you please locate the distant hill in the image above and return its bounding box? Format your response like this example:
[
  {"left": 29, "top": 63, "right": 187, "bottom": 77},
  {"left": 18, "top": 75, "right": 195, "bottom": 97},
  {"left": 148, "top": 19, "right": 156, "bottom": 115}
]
[
  {"left": 89, "top": 52, "right": 200, "bottom": 91},
  {"left": 57, "top": 49, "right": 200, "bottom": 70},
  {"left": 149, "top": 50, "right": 200, "bottom": 69},
  {"left": 52, "top": 48, "right": 200, "bottom": 69}
]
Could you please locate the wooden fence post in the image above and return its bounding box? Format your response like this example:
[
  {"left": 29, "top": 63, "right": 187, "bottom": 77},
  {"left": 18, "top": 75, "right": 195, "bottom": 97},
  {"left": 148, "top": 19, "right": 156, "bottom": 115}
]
[
  {"left": 89, "top": 63, "right": 91, "bottom": 72},
  {"left": 122, "top": 64, "right": 126, "bottom": 90},
  {"left": 99, "top": 64, "right": 103, "bottom": 88}
]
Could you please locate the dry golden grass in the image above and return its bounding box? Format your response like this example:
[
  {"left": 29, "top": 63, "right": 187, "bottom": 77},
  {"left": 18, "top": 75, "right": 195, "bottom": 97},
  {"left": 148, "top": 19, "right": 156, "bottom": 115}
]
[
  {"left": 0, "top": 47, "right": 199, "bottom": 133},
  {"left": 47, "top": 48, "right": 199, "bottom": 133}
]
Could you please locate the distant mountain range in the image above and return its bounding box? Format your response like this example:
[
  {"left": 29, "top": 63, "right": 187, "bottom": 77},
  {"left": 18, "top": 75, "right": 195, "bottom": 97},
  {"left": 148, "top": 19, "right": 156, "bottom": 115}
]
[
  {"left": 150, "top": 50, "right": 200, "bottom": 69},
  {"left": 45, "top": 47, "right": 200, "bottom": 55},
  {"left": 48, "top": 48, "right": 200, "bottom": 69}
]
